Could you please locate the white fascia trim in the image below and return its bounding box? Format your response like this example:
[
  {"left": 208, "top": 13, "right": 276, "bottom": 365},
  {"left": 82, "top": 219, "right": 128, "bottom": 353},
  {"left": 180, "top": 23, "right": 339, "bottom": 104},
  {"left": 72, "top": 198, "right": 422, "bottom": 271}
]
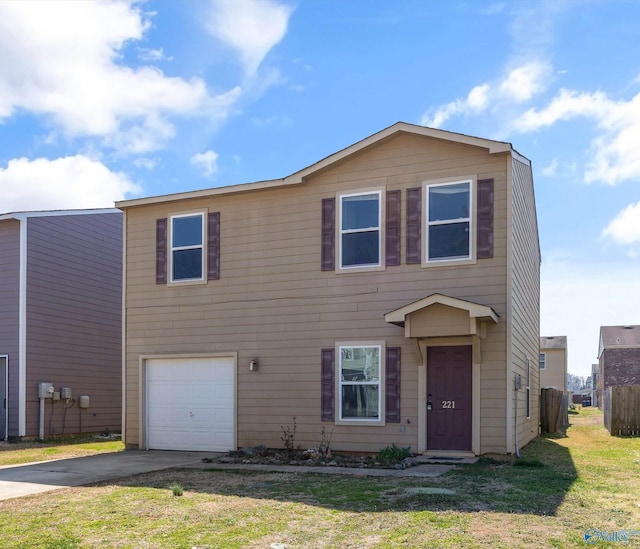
[
  {"left": 18, "top": 218, "right": 27, "bottom": 436},
  {"left": 0, "top": 208, "right": 120, "bottom": 221}
]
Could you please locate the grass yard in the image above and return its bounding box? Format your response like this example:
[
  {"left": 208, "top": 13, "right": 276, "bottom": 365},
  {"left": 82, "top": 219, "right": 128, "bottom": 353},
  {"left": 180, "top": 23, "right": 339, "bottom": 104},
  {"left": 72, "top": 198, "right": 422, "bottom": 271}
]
[
  {"left": 1, "top": 409, "right": 639, "bottom": 548},
  {"left": 0, "top": 436, "right": 124, "bottom": 466}
]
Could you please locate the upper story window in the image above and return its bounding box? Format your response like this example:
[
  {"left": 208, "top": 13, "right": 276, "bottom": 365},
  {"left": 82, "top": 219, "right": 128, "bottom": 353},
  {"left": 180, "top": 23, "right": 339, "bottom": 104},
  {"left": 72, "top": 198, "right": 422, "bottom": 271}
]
[
  {"left": 539, "top": 353, "right": 546, "bottom": 370},
  {"left": 339, "top": 191, "right": 382, "bottom": 269},
  {"left": 170, "top": 213, "right": 204, "bottom": 282},
  {"left": 338, "top": 344, "right": 383, "bottom": 422},
  {"left": 426, "top": 180, "right": 472, "bottom": 263}
]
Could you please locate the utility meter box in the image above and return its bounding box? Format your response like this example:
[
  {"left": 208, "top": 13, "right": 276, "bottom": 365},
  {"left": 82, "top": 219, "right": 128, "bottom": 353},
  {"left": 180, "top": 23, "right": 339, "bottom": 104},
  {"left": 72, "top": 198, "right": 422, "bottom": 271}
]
[
  {"left": 61, "top": 387, "right": 72, "bottom": 399},
  {"left": 79, "top": 395, "right": 90, "bottom": 409},
  {"left": 38, "top": 382, "right": 54, "bottom": 399}
]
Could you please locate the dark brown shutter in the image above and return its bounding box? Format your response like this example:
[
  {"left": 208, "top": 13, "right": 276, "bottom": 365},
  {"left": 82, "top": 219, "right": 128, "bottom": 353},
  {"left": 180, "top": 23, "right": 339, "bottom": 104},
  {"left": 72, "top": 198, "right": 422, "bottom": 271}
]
[
  {"left": 477, "top": 178, "right": 494, "bottom": 259},
  {"left": 155, "top": 218, "right": 167, "bottom": 284},
  {"left": 385, "top": 346, "right": 401, "bottom": 423},
  {"left": 321, "top": 348, "right": 335, "bottom": 421},
  {"left": 321, "top": 198, "right": 335, "bottom": 271},
  {"left": 385, "top": 190, "right": 401, "bottom": 266},
  {"left": 207, "top": 212, "right": 220, "bottom": 280},
  {"left": 406, "top": 187, "right": 421, "bottom": 264}
]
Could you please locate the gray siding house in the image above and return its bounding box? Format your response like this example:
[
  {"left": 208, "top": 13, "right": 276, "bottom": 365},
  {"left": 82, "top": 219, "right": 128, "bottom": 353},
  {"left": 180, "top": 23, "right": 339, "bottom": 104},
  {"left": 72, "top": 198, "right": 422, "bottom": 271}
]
[{"left": 0, "top": 209, "right": 122, "bottom": 439}]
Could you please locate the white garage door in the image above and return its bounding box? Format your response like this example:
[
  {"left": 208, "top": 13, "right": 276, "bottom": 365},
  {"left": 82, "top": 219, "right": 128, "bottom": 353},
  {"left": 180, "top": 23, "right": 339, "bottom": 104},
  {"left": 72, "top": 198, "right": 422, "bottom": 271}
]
[{"left": 146, "top": 356, "right": 235, "bottom": 452}]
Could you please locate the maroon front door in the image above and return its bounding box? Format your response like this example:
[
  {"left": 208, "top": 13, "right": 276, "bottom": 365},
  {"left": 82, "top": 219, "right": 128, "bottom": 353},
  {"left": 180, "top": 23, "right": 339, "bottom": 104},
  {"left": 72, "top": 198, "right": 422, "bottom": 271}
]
[{"left": 426, "top": 345, "right": 472, "bottom": 451}]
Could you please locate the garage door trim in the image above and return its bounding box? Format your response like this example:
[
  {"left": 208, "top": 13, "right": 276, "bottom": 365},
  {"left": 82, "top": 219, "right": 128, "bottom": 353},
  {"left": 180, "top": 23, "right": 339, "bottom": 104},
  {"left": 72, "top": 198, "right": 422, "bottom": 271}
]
[{"left": 139, "top": 352, "right": 237, "bottom": 451}]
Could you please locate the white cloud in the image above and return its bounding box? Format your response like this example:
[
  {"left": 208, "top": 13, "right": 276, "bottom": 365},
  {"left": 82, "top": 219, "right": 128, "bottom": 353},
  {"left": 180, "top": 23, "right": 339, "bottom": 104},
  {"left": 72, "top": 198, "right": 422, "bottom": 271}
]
[
  {"left": 513, "top": 89, "right": 640, "bottom": 185},
  {"left": 0, "top": 1, "right": 241, "bottom": 153},
  {"left": 421, "top": 61, "right": 551, "bottom": 128},
  {"left": 205, "top": 0, "right": 294, "bottom": 77},
  {"left": 0, "top": 156, "right": 141, "bottom": 212},
  {"left": 191, "top": 150, "right": 219, "bottom": 178},
  {"left": 602, "top": 201, "right": 640, "bottom": 245},
  {"left": 499, "top": 61, "right": 552, "bottom": 102},
  {"left": 540, "top": 159, "right": 559, "bottom": 177},
  {"left": 421, "top": 84, "right": 490, "bottom": 128}
]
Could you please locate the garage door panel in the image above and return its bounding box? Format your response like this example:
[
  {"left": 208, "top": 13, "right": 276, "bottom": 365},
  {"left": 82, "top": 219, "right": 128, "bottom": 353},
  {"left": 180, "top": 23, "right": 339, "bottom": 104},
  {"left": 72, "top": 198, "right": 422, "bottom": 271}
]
[{"left": 146, "top": 356, "right": 235, "bottom": 452}]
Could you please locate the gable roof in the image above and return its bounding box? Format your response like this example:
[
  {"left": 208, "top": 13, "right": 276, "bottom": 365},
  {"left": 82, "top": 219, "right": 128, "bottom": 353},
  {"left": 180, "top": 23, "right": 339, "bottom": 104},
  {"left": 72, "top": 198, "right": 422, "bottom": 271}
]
[
  {"left": 116, "top": 121, "right": 529, "bottom": 209},
  {"left": 599, "top": 325, "right": 640, "bottom": 358},
  {"left": 540, "top": 336, "right": 567, "bottom": 350},
  {"left": 384, "top": 293, "right": 499, "bottom": 327}
]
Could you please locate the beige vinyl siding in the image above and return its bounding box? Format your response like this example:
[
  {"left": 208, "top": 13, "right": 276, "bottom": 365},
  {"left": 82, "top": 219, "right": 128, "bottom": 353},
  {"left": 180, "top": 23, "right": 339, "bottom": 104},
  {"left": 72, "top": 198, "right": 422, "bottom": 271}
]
[
  {"left": 540, "top": 348, "right": 567, "bottom": 391},
  {"left": 508, "top": 158, "right": 541, "bottom": 453},
  {"left": 124, "top": 133, "right": 511, "bottom": 453}
]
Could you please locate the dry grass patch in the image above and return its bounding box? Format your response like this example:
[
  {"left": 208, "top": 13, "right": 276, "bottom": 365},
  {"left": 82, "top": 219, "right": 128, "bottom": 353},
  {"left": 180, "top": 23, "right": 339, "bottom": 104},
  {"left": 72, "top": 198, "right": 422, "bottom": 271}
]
[
  {"left": 1, "top": 409, "right": 639, "bottom": 548},
  {"left": 0, "top": 435, "right": 124, "bottom": 466}
]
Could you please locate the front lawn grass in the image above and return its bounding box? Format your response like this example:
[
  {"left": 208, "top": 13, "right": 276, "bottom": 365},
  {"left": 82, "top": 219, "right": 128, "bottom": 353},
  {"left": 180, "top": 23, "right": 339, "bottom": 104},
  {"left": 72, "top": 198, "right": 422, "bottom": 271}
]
[
  {"left": 1, "top": 409, "right": 639, "bottom": 548},
  {"left": 0, "top": 436, "right": 124, "bottom": 466}
]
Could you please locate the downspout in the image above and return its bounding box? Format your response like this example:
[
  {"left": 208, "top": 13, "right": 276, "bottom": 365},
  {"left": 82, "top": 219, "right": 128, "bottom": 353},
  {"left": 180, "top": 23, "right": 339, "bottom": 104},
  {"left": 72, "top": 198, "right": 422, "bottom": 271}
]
[{"left": 514, "top": 374, "right": 520, "bottom": 458}]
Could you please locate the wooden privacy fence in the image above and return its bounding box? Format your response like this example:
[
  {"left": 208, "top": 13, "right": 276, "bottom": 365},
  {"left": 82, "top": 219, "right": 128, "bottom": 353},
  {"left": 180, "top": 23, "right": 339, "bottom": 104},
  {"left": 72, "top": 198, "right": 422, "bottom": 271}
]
[
  {"left": 604, "top": 385, "right": 640, "bottom": 436},
  {"left": 540, "top": 388, "right": 569, "bottom": 434}
]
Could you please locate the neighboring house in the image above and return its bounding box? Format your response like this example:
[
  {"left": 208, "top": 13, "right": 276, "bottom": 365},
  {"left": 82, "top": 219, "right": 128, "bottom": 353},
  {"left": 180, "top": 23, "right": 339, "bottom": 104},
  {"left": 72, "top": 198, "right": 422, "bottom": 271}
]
[
  {"left": 539, "top": 336, "right": 568, "bottom": 392},
  {"left": 0, "top": 209, "right": 122, "bottom": 440},
  {"left": 597, "top": 325, "right": 640, "bottom": 407},
  {"left": 591, "top": 363, "right": 599, "bottom": 407},
  {"left": 117, "top": 122, "right": 540, "bottom": 457}
]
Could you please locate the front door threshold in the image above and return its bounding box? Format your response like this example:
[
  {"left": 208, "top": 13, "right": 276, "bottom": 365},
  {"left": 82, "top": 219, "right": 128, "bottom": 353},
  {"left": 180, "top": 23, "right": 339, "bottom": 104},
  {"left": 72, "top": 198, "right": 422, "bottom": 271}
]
[{"left": 417, "top": 450, "right": 477, "bottom": 464}]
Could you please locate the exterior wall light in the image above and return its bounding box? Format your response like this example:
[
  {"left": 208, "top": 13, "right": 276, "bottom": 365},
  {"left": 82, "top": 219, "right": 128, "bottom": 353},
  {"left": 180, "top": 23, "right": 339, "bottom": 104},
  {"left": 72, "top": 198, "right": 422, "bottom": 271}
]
[{"left": 249, "top": 358, "right": 259, "bottom": 372}]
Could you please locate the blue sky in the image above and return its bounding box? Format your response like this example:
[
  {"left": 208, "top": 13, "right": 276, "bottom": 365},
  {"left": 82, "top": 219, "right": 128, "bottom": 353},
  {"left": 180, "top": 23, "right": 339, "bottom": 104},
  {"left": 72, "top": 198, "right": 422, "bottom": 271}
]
[{"left": 1, "top": 0, "right": 640, "bottom": 379}]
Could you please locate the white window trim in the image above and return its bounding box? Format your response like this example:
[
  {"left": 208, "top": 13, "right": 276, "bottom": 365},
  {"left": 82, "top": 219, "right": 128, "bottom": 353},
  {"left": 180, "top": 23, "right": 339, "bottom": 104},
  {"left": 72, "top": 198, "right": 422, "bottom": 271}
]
[
  {"left": 539, "top": 353, "right": 547, "bottom": 370},
  {"left": 337, "top": 188, "right": 385, "bottom": 273},
  {"left": 335, "top": 340, "right": 386, "bottom": 426},
  {"left": 422, "top": 178, "right": 476, "bottom": 267},
  {"left": 169, "top": 210, "right": 206, "bottom": 285}
]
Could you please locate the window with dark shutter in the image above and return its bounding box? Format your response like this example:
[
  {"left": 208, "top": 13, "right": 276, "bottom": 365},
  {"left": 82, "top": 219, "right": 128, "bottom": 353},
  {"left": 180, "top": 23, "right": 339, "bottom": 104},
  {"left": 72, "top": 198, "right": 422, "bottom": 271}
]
[
  {"left": 385, "top": 347, "right": 401, "bottom": 423},
  {"left": 156, "top": 218, "right": 167, "bottom": 284},
  {"left": 321, "top": 348, "right": 335, "bottom": 421},
  {"left": 207, "top": 212, "right": 220, "bottom": 280},
  {"left": 477, "top": 178, "right": 494, "bottom": 259},
  {"left": 406, "top": 188, "right": 421, "bottom": 264},
  {"left": 385, "top": 190, "right": 401, "bottom": 266},
  {"left": 321, "top": 198, "right": 335, "bottom": 271}
]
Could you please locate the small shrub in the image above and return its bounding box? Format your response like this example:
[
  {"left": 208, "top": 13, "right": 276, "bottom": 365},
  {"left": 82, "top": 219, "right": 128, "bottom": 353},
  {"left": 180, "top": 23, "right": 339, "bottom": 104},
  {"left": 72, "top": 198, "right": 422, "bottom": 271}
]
[
  {"left": 170, "top": 483, "right": 184, "bottom": 496},
  {"left": 280, "top": 417, "right": 297, "bottom": 456},
  {"left": 318, "top": 426, "right": 333, "bottom": 459},
  {"left": 377, "top": 443, "right": 412, "bottom": 465}
]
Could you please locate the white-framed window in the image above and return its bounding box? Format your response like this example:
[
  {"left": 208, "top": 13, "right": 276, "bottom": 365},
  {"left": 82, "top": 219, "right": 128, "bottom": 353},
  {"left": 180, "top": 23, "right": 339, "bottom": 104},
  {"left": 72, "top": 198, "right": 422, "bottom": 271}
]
[
  {"left": 425, "top": 180, "right": 472, "bottom": 263},
  {"left": 539, "top": 353, "right": 546, "bottom": 370},
  {"left": 337, "top": 343, "right": 384, "bottom": 424},
  {"left": 338, "top": 190, "right": 382, "bottom": 270},
  {"left": 170, "top": 212, "right": 205, "bottom": 282}
]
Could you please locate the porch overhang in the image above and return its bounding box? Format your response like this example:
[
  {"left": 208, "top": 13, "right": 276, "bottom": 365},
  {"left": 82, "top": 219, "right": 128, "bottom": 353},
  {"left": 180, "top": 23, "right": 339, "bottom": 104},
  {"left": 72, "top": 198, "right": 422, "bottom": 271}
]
[{"left": 384, "top": 293, "right": 499, "bottom": 339}]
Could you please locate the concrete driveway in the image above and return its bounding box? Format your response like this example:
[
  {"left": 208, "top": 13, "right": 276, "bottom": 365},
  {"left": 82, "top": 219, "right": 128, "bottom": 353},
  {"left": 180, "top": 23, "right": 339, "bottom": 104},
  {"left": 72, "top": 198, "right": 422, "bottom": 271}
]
[
  {"left": 0, "top": 450, "right": 211, "bottom": 501},
  {"left": 0, "top": 451, "right": 456, "bottom": 502}
]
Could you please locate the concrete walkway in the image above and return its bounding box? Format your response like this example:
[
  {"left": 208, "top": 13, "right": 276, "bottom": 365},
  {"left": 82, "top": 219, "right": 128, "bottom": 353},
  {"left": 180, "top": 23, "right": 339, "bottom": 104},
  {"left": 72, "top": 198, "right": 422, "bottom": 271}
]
[{"left": 0, "top": 451, "right": 454, "bottom": 501}]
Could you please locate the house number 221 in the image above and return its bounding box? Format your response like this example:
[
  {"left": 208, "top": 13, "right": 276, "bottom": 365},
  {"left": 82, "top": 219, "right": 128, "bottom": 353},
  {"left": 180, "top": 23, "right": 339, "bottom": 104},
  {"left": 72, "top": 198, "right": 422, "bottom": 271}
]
[{"left": 442, "top": 400, "right": 456, "bottom": 409}]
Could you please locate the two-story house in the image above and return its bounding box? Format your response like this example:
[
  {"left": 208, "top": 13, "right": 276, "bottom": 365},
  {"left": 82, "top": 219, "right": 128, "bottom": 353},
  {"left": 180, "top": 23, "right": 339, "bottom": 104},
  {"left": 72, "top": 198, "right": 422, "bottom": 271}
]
[
  {"left": 597, "top": 325, "right": 640, "bottom": 407},
  {"left": 539, "top": 336, "right": 568, "bottom": 392},
  {"left": 117, "top": 122, "right": 540, "bottom": 457},
  {"left": 0, "top": 209, "right": 122, "bottom": 440}
]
